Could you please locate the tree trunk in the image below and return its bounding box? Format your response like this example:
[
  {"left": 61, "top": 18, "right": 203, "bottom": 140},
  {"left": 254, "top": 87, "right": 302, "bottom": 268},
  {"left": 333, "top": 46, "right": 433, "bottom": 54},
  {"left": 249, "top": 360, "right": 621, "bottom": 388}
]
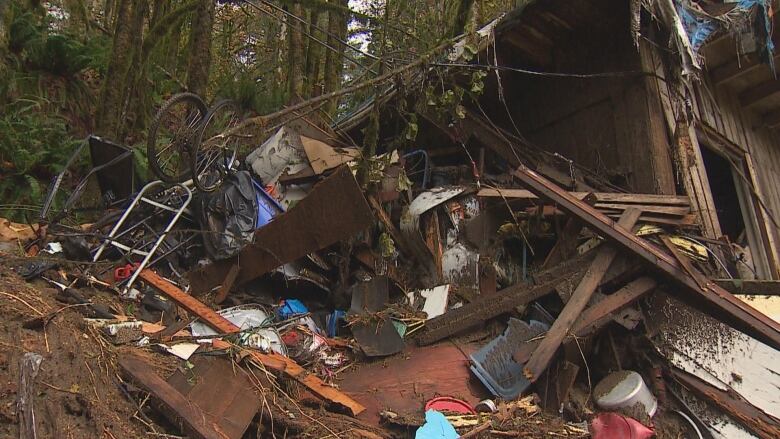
[
  {"left": 95, "top": 0, "right": 141, "bottom": 139},
  {"left": 104, "top": 0, "right": 116, "bottom": 28},
  {"left": 287, "top": 2, "right": 305, "bottom": 102},
  {"left": 0, "top": 0, "right": 9, "bottom": 55},
  {"left": 186, "top": 0, "right": 216, "bottom": 97},
  {"left": 323, "top": 0, "right": 348, "bottom": 113},
  {"left": 305, "top": 10, "right": 324, "bottom": 97},
  {"left": 118, "top": 0, "right": 148, "bottom": 138},
  {"left": 166, "top": 10, "right": 182, "bottom": 75},
  {"left": 448, "top": 0, "right": 476, "bottom": 37}
]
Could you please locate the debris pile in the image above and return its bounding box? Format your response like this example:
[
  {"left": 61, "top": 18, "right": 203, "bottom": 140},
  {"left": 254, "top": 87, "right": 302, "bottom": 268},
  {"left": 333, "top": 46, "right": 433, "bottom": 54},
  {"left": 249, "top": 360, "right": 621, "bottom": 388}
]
[{"left": 2, "top": 1, "right": 780, "bottom": 438}]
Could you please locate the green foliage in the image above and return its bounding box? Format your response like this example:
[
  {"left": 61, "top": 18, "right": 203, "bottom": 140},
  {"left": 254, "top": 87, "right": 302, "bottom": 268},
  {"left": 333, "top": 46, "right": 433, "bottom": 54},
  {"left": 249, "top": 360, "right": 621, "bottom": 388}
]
[
  {"left": 0, "top": 99, "right": 83, "bottom": 221},
  {"left": 214, "top": 70, "right": 288, "bottom": 115}
]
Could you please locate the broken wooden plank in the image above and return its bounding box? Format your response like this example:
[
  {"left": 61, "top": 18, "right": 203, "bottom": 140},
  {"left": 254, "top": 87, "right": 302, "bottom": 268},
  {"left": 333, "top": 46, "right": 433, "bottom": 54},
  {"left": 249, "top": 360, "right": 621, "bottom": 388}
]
[
  {"left": 537, "top": 360, "right": 580, "bottom": 412},
  {"left": 417, "top": 255, "right": 591, "bottom": 345},
  {"left": 166, "top": 356, "right": 261, "bottom": 439},
  {"left": 510, "top": 165, "right": 780, "bottom": 351},
  {"left": 660, "top": 235, "right": 709, "bottom": 289},
  {"left": 671, "top": 368, "right": 780, "bottom": 439},
  {"left": 140, "top": 270, "right": 239, "bottom": 334},
  {"left": 424, "top": 212, "right": 444, "bottom": 282},
  {"left": 215, "top": 264, "right": 240, "bottom": 304},
  {"left": 188, "top": 165, "right": 374, "bottom": 294},
  {"left": 714, "top": 279, "right": 780, "bottom": 296},
  {"left": 119, "top": 355, "right": 231, "bottom": 439},
  {"left": 368, "top": 195, "right": 434, "bottom": 271},
  {"left": 476, "top": 188, "right": 690, "bottom": 206},
  {"left": 340, "top": 343, "right": 487, "bottom": 426},
  {"left": 140, "top": 269, "right": 366, "bottom": 416},
  {"left": 18, "top": 352, "right": 43, "bottom": 439},
  {"left": 514, "top": 276, "right": 657, "bottom": 364},
  {"left": 522, "top": 209, "right": 641, "bottom": 382},
  {"left": 542, "top": 218, "right": 583, "bottom": 268},
  {"left": 596, "top": 203, "right": 689, "bottom": 216}
]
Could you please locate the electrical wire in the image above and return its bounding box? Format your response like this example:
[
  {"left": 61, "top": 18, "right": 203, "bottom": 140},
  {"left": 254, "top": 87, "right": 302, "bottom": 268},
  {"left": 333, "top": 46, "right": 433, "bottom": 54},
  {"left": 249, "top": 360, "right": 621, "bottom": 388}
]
[
  {"left": 250, "top": 0, "right": 378, "bottom": 60},
  {"left": 243, "top": 0, "right": 377, "bottom": 75},
  {"left": 432, "top": 62, "right": 657, "bottom": 79}
]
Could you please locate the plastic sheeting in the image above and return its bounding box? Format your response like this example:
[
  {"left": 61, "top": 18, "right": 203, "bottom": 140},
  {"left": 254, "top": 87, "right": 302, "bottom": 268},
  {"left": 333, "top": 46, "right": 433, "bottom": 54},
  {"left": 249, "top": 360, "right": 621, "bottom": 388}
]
[
  {"left": 198, "top": 171, "right": 259, "bottom": 260},
  {"left": 675, "top": 0, "right": 775, "bottom": 74}
]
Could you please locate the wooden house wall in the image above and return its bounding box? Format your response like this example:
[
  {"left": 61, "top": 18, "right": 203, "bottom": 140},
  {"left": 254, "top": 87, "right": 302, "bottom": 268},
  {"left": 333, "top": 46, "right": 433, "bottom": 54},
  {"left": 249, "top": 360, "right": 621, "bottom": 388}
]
[
  {"left": 691, "top": 80, "right": 780, "bottom": 277},
  {"left": 498, "top": 12, "right": 675, "bottom": 195}
]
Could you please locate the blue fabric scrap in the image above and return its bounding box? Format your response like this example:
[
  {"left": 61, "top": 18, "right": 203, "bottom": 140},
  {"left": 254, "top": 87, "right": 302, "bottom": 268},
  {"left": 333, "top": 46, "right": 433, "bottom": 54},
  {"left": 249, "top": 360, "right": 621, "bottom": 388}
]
[{"left": 415, "top": 410, "right": 458, "bottom": 439}]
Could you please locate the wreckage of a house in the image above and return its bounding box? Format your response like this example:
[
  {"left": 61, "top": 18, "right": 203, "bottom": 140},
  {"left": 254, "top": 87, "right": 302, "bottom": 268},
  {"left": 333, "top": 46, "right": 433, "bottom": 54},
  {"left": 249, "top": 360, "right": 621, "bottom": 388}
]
[
  {"left": 331, "top": 0, "right": 780, "bottom": 437},
  {"left": 7, "top": 1, "right": 780, "bottom": 438}
]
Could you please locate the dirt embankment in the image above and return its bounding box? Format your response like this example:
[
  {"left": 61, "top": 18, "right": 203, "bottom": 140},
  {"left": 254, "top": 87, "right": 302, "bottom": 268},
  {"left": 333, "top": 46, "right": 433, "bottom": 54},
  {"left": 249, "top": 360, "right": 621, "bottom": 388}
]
[{"left": 0, "top": 263, "right": 176, "bottom": 438}]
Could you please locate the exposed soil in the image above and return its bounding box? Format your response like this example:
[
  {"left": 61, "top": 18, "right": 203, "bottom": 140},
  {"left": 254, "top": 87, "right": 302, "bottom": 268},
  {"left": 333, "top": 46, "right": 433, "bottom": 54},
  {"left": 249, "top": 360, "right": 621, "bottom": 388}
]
[{"left": 0, "top": 263, "right": 177, "bottom": 438}]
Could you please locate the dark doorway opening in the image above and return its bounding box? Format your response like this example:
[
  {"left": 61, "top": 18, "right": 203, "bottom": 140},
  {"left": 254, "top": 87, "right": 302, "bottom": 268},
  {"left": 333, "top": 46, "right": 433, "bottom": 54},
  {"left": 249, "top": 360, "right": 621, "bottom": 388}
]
[{"left": 700, "top": 146, "right": 745, "bottom": 243}]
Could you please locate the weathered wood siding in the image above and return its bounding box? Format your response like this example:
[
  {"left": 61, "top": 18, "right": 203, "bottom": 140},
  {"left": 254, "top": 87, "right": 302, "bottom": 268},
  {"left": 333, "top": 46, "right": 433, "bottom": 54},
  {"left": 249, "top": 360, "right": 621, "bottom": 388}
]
[{"left": 692, "top": 78, "right": 780, "bottom": 278}]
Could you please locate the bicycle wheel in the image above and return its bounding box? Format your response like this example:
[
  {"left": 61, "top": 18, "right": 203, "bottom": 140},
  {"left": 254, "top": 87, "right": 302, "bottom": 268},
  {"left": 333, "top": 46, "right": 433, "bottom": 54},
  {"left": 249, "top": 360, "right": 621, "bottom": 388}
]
[
  {"left": 191, "top": 99, "right": 242, "bottom": 192},
  {"left": 147, "top": 93, "right": 207, "bottom": 183}
]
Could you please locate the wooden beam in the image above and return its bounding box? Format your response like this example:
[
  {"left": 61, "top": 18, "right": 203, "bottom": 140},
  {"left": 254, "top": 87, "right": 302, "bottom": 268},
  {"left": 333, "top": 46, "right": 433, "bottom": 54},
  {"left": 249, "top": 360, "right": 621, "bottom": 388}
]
[
  {"left": 417, "top": 255, "right": 592, "bottom": 345},
  {"left": 710, "top": 54, "right": 779, "bottom": 85},
  {"left": 714, "top": 279, "right": 780, "bottom": 296},
  {"left": 476, "top": 188, "right": 690, "bottom": 206},
  {"left": 515, "top": 276, "right": 658, "bottom": 364},
  {"left": 671, "top": 368, "right": 780, "bottom": 439},
  {"left": 522, "top": 209, "right": 641, "bottom": 382},
  {"left": 119, "top": 355, "right": 230, "bottom": 439},
  {"left": 139, "top": 269, "right": 366, "bottom": 416},
  {"left": 510, "top": 165, "right": 780, "bottom": 351},
  {"left": 762, "top": 108, "right": 780, "bottom": 128},
  {"left": 739, "top": 80, "right": 780, "bottom": 107},
  {"left": 140, "top": 270, "right": 239, "bottom": 334}
]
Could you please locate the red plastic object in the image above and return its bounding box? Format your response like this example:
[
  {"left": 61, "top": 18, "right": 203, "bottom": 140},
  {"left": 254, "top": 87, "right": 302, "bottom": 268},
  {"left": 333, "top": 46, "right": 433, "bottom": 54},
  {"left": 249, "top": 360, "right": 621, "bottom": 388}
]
[
  {"left": 114, "top": 262, "right": 140, "bottom": 281},
  {"left": 590, "top": 412, "right": 654, "bottom": 439},
  {"left": 424, "top": 396, "right": 476, "bottom": 415}
]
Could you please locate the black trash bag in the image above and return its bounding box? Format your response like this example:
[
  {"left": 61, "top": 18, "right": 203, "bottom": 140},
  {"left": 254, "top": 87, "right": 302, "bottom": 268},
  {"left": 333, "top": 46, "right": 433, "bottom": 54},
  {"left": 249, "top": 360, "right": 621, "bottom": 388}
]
[{"left": 197, "top": 171, "right": 259, "bottom": 260}]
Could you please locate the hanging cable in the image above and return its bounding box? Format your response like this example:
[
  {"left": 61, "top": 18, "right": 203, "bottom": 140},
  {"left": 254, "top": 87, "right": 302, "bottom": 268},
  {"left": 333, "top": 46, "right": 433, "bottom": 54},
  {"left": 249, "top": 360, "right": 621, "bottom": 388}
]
[
  {"left": 243, "top": 0, "right": 377, "bottom": 75},
  {"left": 251, "top": 0, "right": 378, "bottom": 61}
]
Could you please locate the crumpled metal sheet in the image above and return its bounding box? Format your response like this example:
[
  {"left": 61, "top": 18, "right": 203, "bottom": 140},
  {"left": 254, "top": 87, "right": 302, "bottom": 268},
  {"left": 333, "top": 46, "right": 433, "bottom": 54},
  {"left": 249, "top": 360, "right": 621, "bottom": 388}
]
[{"left": 349, "top": 276, "right": 405, "bottom": 357}]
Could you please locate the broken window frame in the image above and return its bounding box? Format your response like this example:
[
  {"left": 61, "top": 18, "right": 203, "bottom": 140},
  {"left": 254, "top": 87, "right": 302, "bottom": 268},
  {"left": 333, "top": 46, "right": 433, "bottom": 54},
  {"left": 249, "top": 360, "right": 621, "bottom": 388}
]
[{"left": 693, "top": 123, "right": 777, "bottom": 279}]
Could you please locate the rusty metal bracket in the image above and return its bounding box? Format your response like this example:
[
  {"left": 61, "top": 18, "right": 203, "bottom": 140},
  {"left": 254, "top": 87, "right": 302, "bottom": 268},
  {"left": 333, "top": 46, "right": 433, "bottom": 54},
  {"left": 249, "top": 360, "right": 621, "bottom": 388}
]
[{"left": 511, "top": 165, "right": 780, "bottom": 351}]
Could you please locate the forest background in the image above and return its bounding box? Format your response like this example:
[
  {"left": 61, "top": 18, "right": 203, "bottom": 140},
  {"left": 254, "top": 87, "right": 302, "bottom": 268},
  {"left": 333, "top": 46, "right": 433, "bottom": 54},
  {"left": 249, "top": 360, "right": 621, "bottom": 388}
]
[{"left": 0, "top": 0, "right": 520, "bottom": 221}]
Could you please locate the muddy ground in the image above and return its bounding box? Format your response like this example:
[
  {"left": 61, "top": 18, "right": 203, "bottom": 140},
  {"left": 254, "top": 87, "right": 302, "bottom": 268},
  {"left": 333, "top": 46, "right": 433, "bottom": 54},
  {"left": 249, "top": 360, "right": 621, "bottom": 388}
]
[{"left": 0, "top": 262, "right": 178, "bottom": 438}]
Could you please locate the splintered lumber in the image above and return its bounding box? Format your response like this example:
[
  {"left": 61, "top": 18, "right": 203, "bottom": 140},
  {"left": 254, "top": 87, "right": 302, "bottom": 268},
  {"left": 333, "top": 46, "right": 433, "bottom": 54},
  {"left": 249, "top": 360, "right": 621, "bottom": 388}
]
[
  {"left": 119, "top": 355, "right": 230, "bottom": 439},
  {"left": 511, "top": 165, "right": 780, "bottom": 351},
  {"left": 514, "top": 276, "right": 657, "bottom": 364},
  {"left": 139, "top": 269, "right": 366, "bottom": 416},
  {"left": 543, "top": 218, "right": 583, "bottom": 268},
  {"left": 522, "top": 209, "right": 641, "bottom": 382},
  {"left": 714, "top": 279, "right": 780, "bottom": 296},
  {"left": 671, "top": 368, "right": 780, "bottom": 439},
  {"left": 188, "top": 165, "right": 375, "bottom": 294},
  {"left": 476, "top": 188, "right": 690, "bottom": 206},
  {"left": 18, "top": 353, "right": 43, "bottom": 439},
  {"left": 417, "top": 255, "right": 591, "bottom": 345},
  {"left": 140, "top": 270, "right": 239, "bottom": 334},
  {"left": 215, "top": 264, "right": 240, "bottom": 304}
]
